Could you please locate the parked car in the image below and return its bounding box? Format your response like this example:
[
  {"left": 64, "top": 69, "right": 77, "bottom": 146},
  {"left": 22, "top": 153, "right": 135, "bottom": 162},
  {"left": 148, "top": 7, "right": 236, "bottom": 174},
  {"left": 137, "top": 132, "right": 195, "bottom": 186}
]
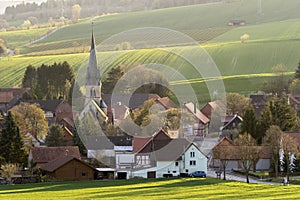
[{"left": 189, "top": 171, "right": 206, "bottom": 178}]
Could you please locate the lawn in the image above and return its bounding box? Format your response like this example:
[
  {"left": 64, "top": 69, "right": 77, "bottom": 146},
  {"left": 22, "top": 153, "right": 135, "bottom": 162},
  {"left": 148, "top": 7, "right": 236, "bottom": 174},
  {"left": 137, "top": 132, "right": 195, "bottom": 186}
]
[{"left": 0, "top": 178, "right": 299, "bottom": 200}]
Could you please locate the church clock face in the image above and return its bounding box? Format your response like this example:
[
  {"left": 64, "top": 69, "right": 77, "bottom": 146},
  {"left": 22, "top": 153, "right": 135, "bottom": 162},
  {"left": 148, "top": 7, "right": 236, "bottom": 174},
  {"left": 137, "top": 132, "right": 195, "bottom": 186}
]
[{"left": 72, "top": 27, "right": 226, "bottom": 168}]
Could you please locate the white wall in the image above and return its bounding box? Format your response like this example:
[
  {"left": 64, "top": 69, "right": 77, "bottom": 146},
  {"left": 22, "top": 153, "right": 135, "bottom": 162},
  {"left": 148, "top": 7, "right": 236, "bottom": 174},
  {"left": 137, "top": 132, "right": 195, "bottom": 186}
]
[{"left": 184, "top": 144, "right": 207, "bottom": 174}]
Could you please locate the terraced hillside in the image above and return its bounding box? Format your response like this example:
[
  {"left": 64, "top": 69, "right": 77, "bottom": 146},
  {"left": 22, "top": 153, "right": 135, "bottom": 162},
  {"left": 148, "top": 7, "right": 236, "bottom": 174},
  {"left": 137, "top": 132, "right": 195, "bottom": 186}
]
[
  {"left": 22, "top": 0, "right": 300, "bottom": 54},
  {"left": 0, "top": 0, "right": 299, "bottom": 103}
]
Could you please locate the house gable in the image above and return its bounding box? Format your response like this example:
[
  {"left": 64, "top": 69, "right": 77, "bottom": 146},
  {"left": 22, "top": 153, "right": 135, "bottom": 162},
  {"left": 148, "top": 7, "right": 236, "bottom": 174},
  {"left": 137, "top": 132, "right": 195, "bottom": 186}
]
[{"left": 138, "top": 129, "right": 172, "bottom": 154}]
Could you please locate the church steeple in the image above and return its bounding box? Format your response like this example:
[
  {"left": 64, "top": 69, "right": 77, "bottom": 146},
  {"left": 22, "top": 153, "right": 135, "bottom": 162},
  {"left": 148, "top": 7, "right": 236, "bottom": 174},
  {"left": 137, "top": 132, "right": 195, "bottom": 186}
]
[
  {"left": 86, "top": 24, "right": 100, "bottom": 87},
  {"left": 85, "top": 23, "right": 106, "bottom": 112}
]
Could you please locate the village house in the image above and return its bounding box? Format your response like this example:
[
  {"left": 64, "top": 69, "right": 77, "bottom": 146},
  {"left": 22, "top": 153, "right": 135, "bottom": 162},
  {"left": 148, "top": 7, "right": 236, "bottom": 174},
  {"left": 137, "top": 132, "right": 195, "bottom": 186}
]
[
  {"left": 28, "top": 146, "right": 81, "bottom": 169},
  {"left": 41, "top": 155, "right": 95, "bottom": 181},
  {"left": 114, "top": 129, "right": 207, "bottom": 179},
  {"left": 250, "top": 93, "right": 271, "bottom": 118},
  {"left": 183, "top": 102, "right": 210, "bottom": 138},
  {"left": 211, "top": 137, "right": 271, "bottom": 172},
  {"left": 288, "top": 94, "right": 300, "bottom": 111},
  {"left": 0, "top": 88, "right": 31, "bottom": 114},
  {"left": 220, "top": 114, "right": 243, "bottom": 139}
]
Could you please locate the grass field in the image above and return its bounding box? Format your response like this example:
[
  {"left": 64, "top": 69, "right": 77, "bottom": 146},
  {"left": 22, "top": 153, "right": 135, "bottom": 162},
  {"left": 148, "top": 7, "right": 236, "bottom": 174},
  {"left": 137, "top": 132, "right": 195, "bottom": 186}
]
[
  {"left": 0, "top": 28, "right": 53, "bottom": 49},
  {"left": 0, "top": 178, "right": 299, "bottom": 200},
  {"left": 20, "top": 0, "right": 300, "bottom": 54}
]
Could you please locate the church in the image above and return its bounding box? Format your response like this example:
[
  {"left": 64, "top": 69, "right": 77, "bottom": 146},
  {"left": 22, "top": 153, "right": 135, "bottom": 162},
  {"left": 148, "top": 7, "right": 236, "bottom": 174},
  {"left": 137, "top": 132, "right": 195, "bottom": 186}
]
[{"left": 82, "top": 28, "right": 109, "bottom": 123}]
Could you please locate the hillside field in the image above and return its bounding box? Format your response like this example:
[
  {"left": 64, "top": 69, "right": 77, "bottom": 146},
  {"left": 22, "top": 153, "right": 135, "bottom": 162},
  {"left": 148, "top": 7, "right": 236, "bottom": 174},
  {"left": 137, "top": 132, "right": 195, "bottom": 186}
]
[
  {"left": 0, "top": 1, "right": 300, "bottom": 103},
  {"left": 0, "top": 178, "right": 300, "bottom": 200}
]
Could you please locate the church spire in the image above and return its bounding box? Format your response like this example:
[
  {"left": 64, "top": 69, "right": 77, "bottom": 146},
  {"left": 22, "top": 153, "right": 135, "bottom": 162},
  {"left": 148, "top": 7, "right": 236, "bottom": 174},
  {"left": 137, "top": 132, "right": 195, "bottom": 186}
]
[{"left": 86, "top": 22, "right": 100, "bottom": 86}]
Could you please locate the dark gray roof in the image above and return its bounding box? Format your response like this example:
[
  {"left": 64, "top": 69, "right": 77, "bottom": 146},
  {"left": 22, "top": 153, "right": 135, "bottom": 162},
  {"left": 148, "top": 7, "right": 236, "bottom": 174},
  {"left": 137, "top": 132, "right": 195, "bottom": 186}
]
[
  {"left": 102, "top": 93, "right": 160, "bottom": 109},
  {"left": 85, "top": 135, "right": 133, "bottom": 150},
  {"left": 154, "top": 138, "right": 191, "bottom": 161},
  {"left": 27, "top": 99, "right": 64, "bottom": 112},
  {"left": 86, "top": 136, "right": 115, "bottom": 150}
]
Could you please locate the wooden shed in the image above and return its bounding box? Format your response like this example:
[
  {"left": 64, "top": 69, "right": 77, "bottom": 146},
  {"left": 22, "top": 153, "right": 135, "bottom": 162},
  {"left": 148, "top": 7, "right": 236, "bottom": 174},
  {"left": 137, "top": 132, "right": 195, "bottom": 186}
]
[{"left": 41, "top": 155, "right": 95, "bottom": 181}]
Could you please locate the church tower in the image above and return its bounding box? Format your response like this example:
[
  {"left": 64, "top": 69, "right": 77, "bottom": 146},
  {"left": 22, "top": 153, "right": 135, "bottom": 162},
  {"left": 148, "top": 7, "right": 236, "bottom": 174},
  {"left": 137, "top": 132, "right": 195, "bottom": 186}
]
[{"left": 85, "top": 25, "right": 107, "bottom": 114}]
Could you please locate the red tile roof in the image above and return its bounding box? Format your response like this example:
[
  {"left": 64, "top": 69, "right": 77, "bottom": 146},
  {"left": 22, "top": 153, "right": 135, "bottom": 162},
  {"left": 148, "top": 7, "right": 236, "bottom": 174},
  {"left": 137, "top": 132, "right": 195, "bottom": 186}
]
[
  {"left": 133, "top": 129, "right": 171, "bottom": 153},
  {"left": 0, "top": 92, "right": 13, "bottom": 103},
  {"left": 0, "top": 88, "right": 32, "bottom": 104},
  {"left": 156, "top": 97, "right": 177, "bottom": 110},
  {"left": 30, "top": 146, "right": 81, "bottom": 164},
  {"left": 133, "top": 136, "right": 152, "bottom": 153},
  {"left": 285, "top": 132, "right": 300, "bottom": 145},
  {"left": 184, "top": 102, "right": 210, "bottom": 124}
]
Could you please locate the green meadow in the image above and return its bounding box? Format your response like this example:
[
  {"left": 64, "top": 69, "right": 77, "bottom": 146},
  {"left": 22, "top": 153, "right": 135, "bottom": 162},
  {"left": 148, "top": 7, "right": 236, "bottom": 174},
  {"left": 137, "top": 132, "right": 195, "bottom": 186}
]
[
  {"left": 0, "top": 178, "right": 299, "bottom": 200},
  {"left": 0, "top": 0, "right": 299, "bottom": 102},
  {"left": 0, "top": 28, "right": 53, "bottom": 49}
]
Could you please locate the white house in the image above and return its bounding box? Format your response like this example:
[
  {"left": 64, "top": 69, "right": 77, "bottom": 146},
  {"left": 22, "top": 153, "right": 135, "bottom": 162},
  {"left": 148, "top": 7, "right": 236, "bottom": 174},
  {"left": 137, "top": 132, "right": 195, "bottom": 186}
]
[{"left": 127, "top": 138, "right": 207, "bottom": 179}]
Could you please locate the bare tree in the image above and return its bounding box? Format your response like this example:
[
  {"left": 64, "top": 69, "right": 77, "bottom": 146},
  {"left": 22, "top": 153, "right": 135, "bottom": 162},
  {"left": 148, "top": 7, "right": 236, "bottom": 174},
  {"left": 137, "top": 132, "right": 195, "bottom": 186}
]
[
  {"left": 212, "top": 138, "right": 234, "bottom": 180},
  {"left": 281, "top": 134, "right": 299, "bottom": 181},
  {"left": 263, "top": 125, "right": 282, "bottom": 177},
  {"left": 234, "top": 133, "right": 260, "bottom": 183},
  {"left": 72, "top": 4, "right": 81, "bottom": 23}
]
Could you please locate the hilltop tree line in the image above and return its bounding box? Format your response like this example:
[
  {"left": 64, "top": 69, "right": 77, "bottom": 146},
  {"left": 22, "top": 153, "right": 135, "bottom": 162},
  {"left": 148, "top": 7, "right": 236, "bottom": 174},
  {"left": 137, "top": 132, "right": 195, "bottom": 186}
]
[
  {"left": 22, "top": 61, "right": 75, "bottom": 101},
  {"left": 3, "top": 0, "right": 223, "bottom": 22}
]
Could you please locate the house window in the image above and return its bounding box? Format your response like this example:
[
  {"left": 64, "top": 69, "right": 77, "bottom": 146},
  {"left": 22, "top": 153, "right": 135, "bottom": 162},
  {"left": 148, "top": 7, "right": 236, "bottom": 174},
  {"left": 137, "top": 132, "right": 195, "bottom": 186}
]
[
  {"left": 186, "top": 169, "right": 189, "bottom": 173},
  {"left": 190, "top": 160, "right": 196, "bottom": 166},
  {"left": 173, "top": 171, "right": 176, "bottom": 173},
  {"left": 82, "top": 172, "right": 87, "bottom": 176},
  {"left": 175, "top": 162, "right": 179, "bottom": 167},
  {"left": 190, "top": 152, "right": 195, "bottom": 158}
]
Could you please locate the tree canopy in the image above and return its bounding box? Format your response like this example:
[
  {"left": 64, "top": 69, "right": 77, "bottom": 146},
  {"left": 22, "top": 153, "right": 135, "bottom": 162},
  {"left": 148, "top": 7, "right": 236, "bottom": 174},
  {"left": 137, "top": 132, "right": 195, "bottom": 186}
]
[
  {"left": 46, "top": 124, "right": 67, "bottom": 147},
  {"left": 0, "top": 112, "right": 27, "bottom": 166},
  {"left": 22, "top": 61, "right": 75, "bottom": 100},
  {"left": 10, "top": 102, "right": 48, "bottom": 145}
]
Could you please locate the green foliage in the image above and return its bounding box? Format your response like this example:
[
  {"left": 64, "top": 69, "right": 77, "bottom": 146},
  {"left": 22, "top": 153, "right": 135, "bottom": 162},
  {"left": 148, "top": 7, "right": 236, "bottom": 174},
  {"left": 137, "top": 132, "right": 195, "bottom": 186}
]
[
  {"left": 22, "top": 65, "right": 37, "bottom": 90},
  {"left": 28, "top": 61, "right": 75, "bottom": 99},
  {"left": 261, "top": 64, "right": 290, "bottom": 96},
  {"left": 134, "top": 99, "right": 156, "bottom": 126},
  {"left": 0, "top": 163, "right": 19, "bottom": 182},
  {"left": 0, "top": 112, "right": 27, "bottom": 166},
  {"left": 226, "top": 93, "right": 250, "bottom": 115},
  {"left": 102, "top": 66, "right": 125, "bottom": 94},
  {"left": 73, "top": 117, "right": 86, "bottom": 156},
  {"left": 46, "top": 124, "right": 67, "bottom": 147},
  {"left": 268, "top": 98, "right": 297, "bottom": 131},
  {"left": 240, "top": 106, "right": 258, "bottom": 140},
  {"left": 11, "top": 102, "right": 49, "bottom": 143},
  {"left": 257, "top": 105, "right": 272, "bottom": 144},
  {"left": 289, "top": 79, "right": 300, "bottom": 94}
]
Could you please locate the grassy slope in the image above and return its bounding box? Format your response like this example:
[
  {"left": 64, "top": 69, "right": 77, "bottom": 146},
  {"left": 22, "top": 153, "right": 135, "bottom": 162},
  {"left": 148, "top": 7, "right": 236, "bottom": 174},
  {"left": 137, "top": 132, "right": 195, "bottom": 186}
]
[
  {"left": 24, "top": 0, "right": 300, "bottom": 53},
  {"left": 1, "top": 1, "right": 300, "bottom": 101},
  {"left": 0, "top": 28, "right": 53, "bottom": 49},
  {"left": 0, "top": 178, "right": 300, "bottom": 200}
]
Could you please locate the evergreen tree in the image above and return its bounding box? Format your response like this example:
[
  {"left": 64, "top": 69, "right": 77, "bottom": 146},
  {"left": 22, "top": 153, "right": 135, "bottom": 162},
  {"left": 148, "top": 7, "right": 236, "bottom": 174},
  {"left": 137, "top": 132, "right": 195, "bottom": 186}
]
[
  {"left": 240, "top": 105, "right": 258, "bottom": 140},
  {"left": 45, "top": 124, "right": 66, "bottom": 147},
  {"left": 257, "top": 104, "right": 272, "bottom": 144},
  {"left": 22, "top": 65, "right": 37, "bottom": 91},
  {"left": 269, "top": 98, "right": 297, "bottom": 131},
  {"left": 73, "top": 117, "right": 86, "bottom": 155},
  {"left": 0, "top": 112, "right": 27, "bottom": 166},
  {"left": 102, "top": 66, "right": 125, "bottom": 94}
]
